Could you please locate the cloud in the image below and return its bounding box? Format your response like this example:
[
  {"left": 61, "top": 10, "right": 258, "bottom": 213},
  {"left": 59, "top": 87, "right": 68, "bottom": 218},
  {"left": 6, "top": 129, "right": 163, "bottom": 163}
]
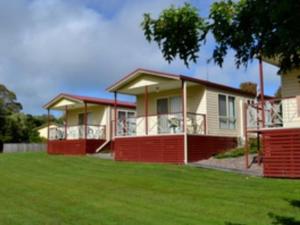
[
  {"left": 0, "top": 0, "right": 187, "bottom": 114},
  {"left": 0, "top": 0, "right": 280, "bottom": 114}
]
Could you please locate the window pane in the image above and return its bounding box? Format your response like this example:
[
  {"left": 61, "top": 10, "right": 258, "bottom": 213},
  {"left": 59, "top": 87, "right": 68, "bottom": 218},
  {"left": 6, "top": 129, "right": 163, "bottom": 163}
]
[
  {"left": 229, "top": 118, "right": 236, "bottom": 129},
  {"left": 87, "top": 112, "right": 93, "bottom": 125},
  {"left": 157, "top": 98, "right": 168, "bottom": 114},
  {"left": 128, "top": 112, "right": 135, "bottom": 118},
  {"left": 219, "top": 117, "right": 228, "bottom": 128},
  {"left": 78, "top": 113, "right": 84, "bottom": 125},
  {"left": 118, "top": 111, "right": 126, "bottom": 120},
  {"left": 228, "top": 96, "right": 235, "bottom": 118},
  {"left": 218, "top": 95, "right": 227, "bottom": 116},
  {"left": 170, "top": 96, "right": 182, "bottom": 113}
]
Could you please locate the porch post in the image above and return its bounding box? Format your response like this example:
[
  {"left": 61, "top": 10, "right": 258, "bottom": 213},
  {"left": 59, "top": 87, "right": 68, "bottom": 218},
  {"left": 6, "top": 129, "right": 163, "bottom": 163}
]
[
  {"left": 114, "top": 92, "right": 117, "bottom": 137},
  {"left": 64, "top": 106, "right": 68, "bottom": 140},
  {"left": 181, "top": 80, "right": 185, "bottom": 133},
  {"left": 47, "top": 109, "right": 50, "bottom": 141},
  {"left": 84, "top": 102, "right": 87, "bottom": 139},
  {"left": 144, "top": 86, "right": 148, "bottom": 135},
  {"left": 259, "top": 57, "right": 265, "bottom": 128},
  {"left": 182, "top": 79, "right": 188, "bottom": 164},
  {"left": 243, "top": 102, "right": 249, "bottom": 169}
]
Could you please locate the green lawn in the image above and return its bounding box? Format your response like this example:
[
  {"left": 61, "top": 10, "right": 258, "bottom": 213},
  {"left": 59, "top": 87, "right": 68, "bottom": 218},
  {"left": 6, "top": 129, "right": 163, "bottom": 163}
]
[{"left": 0, "top": 153, "right": 299, "bottom": 225}]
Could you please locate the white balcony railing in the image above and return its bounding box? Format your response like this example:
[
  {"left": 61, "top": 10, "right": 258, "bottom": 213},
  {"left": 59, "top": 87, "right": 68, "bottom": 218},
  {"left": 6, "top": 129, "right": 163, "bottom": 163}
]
[
  {"left": 49, "top": 125, "right": 106, "bottom": 140},
  {"left": 114, "top": 112, "right": 206, "bottom": 137},
  {"left": 247, "top": 96, "right": 300, "bottom": 130}
]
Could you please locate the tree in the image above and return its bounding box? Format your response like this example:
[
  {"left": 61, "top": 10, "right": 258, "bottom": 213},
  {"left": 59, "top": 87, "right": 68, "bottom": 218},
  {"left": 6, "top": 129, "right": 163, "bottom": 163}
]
[
  {"left": 0, "top": 84, "right": 22, "bottom": 113},
  {"left": 142, "top": 1, "right": 300, "bottom": 72},
  {"left": 240, "top": 82, "right": 257, "bottom": 95},
  {"left": 0, "top": 83, "right": 59, "bottom": 143}
]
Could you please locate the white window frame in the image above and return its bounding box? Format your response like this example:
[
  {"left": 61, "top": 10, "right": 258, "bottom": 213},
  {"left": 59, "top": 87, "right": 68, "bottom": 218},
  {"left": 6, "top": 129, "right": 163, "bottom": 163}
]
[{"left": 218, "top": 94, "right": 237, "bottom": 129}]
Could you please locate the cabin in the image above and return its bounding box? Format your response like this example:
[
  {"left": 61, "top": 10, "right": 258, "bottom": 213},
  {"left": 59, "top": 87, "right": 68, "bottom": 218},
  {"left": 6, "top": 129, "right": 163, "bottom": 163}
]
[
  {"left": 36, "top": 122, "right": 60, "bottom": 139},
  {"left": 107, "top": 68, "right": 257, "bottom": 164},
  {"left": 246, "top": 60, "right": 300, "bottom": 178},
  {"left": 44, "top": 93, "right": 135, "bottom": 155}
]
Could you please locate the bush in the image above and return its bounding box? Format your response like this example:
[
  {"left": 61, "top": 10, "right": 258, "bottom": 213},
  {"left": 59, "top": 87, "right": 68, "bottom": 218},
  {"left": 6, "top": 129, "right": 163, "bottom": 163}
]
[{"left": 214, "top": 138, "right": 260, "bottom": 159}]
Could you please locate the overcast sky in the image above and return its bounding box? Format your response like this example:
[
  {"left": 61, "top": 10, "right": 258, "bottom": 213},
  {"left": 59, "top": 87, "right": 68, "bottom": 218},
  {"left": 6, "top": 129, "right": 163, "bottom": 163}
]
[{"left": 0, "top": 0, "right": 280, "bottom": 115}]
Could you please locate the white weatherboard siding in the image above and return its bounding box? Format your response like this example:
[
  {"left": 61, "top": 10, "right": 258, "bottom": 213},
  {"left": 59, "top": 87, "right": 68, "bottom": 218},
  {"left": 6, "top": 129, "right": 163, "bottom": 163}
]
[
  {"left": 281, "top": 68, "right": 300, "bottom": 97},
  {"left": 206, "top": 87, "right": 248, "bottom": 138},
  {"left": 282, "top": 98, "right": 300, "bottom": 128},
  {"left": 187, "top": 84, "right": 207, "bottom": 115},
  {"left": 280, "top": 68, "right": 300, "bottom": 128}
]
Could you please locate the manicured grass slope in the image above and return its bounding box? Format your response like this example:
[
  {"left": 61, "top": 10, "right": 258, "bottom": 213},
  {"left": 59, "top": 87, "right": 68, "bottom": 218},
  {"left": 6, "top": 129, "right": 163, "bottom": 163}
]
[{"left": 0, "top": 153, "right": 299, "bottom": 225}]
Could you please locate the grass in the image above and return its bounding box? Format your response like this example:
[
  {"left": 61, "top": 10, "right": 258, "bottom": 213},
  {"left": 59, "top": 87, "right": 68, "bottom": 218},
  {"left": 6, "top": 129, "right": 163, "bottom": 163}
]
[{"left": 0, "top": 152, "right": 299, "bottom": 225}]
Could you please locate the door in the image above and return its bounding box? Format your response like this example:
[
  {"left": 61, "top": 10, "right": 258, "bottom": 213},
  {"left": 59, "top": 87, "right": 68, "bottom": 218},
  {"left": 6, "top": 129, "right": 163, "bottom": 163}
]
[
  {"left": 117, "top": 110, "right": 136, "bottom": 136},
  {"left": 157, "top": 98, "right": 169, "bottom": 133}
]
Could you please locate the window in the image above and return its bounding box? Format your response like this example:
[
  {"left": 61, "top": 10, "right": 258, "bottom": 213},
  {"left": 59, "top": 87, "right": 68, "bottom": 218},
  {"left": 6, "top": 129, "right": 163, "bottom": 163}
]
[
  {"left": 218, "top": 94, "right": 236, "bottom": 129},
  {"left": 78, "top": 112, "right": 93, "bottom": 125}
]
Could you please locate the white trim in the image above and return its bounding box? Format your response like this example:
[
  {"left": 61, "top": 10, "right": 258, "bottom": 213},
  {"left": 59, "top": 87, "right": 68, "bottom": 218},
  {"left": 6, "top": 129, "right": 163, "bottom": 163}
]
[
  {"left": 107, "top": 69, "right": 180, "bottom": 92},
  {"left": 114, "top": 133, "right": 184, "bottom": 139}
]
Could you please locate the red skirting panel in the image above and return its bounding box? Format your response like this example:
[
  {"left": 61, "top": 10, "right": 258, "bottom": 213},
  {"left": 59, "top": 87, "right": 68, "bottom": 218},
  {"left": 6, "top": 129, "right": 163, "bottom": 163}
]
[
  {"left": 187, "top": 135, "right": 237, "bottom": 162},
  {"left": 262, "top": 128, "right": 300, "bottom": 178},
  {"left": 114, "top": 135, "right": 184, "bottom": 164},
  {"left": 48, "top": 139, "right": 105, "bottom": 155}
]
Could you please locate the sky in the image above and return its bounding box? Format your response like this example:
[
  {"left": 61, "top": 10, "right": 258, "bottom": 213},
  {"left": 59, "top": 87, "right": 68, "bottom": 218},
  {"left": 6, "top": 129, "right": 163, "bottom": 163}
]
[{"left": 0, "top": 0, "right": 280, "bottom": 115}]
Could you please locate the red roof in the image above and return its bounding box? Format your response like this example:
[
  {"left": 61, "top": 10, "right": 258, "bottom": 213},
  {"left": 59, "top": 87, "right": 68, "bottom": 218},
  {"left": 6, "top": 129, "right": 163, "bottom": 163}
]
[{"left": 44, "top": 93, "right": 136, "bottom": 109}]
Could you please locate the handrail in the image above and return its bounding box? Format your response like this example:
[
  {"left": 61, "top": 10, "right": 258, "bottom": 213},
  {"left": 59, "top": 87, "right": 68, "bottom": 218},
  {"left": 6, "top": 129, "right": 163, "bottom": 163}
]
[
  {"left": 114, "top": 112, "right": 207, "bottom": 136},
  {"left": 49, "top": 124, "right": 106, "bottom": 140},
  {"left": 246, "top": 96, "right": 299, "bottom": 130}
]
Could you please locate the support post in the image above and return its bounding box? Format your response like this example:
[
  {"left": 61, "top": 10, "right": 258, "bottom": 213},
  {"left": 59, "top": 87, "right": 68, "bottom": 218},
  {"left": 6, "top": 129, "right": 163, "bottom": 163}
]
[
  {"left": 64, "top": 106, "right": 68, "bottom": 140},
  {"left": 47, "top": 109, "right": 50, "bottom": 141},
  {"left": 114, "top": 92, "right": 117, "bottom": 137},
  {"left": 182, "top": 80, "right": 188, "bottom": 164},
  {"left": 259, "top": 57, "right": 265, "bottom": 128},
  {"left": 181, "top": 80, "right": 186, "bottom": 132},
  {"left": 243, "top": 102, "right": 249, "bottom": 169},
  {"left": 144, "top": 86, "right": 148, "bottom": 135},
  {"left": 84, "top": 102, "right": 87, "bottom": 139}
]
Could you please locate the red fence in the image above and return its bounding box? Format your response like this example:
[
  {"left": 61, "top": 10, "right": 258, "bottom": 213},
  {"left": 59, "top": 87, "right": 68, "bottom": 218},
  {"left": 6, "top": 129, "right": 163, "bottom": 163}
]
[
  {"left": 114, "top": 135, "right": 184, "bottom": 164},
  {"left": 262, "top": 128, "right": 300, "bottom": 178}
]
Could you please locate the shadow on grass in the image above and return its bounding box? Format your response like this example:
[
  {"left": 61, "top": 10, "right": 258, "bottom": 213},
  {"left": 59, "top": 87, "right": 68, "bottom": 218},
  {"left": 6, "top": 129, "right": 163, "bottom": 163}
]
[
  {"left": 268, "top": 213, "right": 300, "bottom": 225},
  {"left": 224, "top": 199, "right": 300, "bottom": 225},
  {"left": 289, "top": 200, "right": 300, "bottom": 208},
  {"left": 269, "top": 199, "right": 300, "bottom": 225},
  {"left": 225, "top": 222, "right": 245, "bottom": 225}
]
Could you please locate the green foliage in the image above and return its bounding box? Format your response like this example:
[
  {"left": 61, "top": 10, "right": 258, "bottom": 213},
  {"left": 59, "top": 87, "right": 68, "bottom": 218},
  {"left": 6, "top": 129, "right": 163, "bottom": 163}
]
[
  {"left": 215, "top": 138, "right": 259, "bottom": 159},
  {"left": 239, "top": 82, "right": 257, "bottom": 95},
  {"left": 142, "top": 1, "right": 300, "bottom": 72},
  {"left": 0, "top": 84, "right": 22, "bottom": 113},
  {"left": 142, "top": 3, "right": 208, "bottom": 67},
  {"left": 0, "top": 83, "right": 60, "bottom": 143}
]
